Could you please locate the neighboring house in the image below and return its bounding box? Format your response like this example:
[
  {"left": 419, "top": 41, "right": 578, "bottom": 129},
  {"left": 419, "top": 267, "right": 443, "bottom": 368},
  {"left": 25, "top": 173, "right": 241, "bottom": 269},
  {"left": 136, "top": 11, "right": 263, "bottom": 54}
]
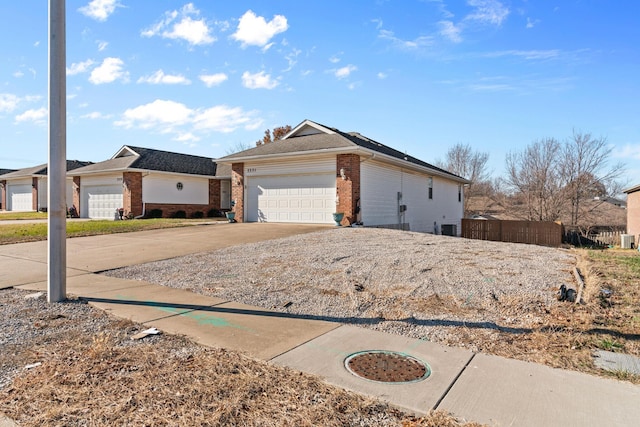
[
  {"left": 69, "top": 146, "right": 231, "bottom": 219},
  {"left": 0, "top": 161, "right": 92, "bottom": 212},
  {"left": 624, "top": 184, "right": 640, "bottom": 241},
  {"left": 0, "top": 169, "right": 17, "bottom": 210},
  {"left": 218, "top": 119, "right": 469, "bottom": 234}
]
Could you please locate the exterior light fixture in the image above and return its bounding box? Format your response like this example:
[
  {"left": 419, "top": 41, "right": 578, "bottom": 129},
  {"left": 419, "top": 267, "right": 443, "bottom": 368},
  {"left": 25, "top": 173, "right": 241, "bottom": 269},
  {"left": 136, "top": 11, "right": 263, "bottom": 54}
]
[{"left": 340, "top": 168, "right": 347, "bottom": 180}]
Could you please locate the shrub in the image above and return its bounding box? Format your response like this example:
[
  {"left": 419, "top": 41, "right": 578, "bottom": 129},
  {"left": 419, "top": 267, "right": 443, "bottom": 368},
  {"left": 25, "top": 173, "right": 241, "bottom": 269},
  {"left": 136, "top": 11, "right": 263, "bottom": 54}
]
[
  {"left": 172, "top": 210, "right": 187, "bottom": 219},
  {"left": 191, "top": 211, "right": 204, "bottom": 219},
  {"left": 148, "top": 209, "right": 163, "bottom": 219},
  {"left": 207, "top": 209, "right": 223, "bottom": 218}
]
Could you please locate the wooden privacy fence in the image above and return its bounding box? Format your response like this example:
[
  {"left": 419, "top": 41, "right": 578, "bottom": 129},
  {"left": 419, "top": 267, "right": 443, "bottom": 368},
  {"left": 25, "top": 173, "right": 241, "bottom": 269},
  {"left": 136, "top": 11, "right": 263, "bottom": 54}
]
[{"left": 461, "top": 219, "right": 563, "bottom": 247}]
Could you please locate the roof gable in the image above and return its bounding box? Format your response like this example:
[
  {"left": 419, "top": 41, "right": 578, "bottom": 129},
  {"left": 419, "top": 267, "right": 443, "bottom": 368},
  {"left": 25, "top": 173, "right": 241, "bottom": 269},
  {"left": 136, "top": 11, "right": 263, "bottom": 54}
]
[{"left": 220, "top": 119, "right": 467, "bottom": 182}]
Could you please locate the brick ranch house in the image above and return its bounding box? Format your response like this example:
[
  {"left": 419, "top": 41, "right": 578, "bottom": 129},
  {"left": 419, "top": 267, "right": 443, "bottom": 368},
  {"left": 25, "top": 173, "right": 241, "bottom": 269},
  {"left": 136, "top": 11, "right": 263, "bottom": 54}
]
[
  {"left": 69, "top": 146, "right": 231, "bottom": 219},
  {"left": 624, "top": 183, "right": 640, "bottom": 242},
  {"left": 0, "top": 161, "right": 92, "bottom": 212},
  {"left": 218, "top": 120, "right": 470, "bottom": 234}
]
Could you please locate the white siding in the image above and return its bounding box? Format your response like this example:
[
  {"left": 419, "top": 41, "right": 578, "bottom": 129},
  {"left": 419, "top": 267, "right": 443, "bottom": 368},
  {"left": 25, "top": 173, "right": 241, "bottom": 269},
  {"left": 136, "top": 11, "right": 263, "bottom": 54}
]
[
  {"left": 244, "top": 157, "right": 335, "bottom": 177},
  {"left": 361, "top": 160, "right": 463, "bottom": 234},
  {"left": 35, "top": 177, "right": 75, "bottom": 211},
  {"left": 142, "top": 174, "right": 208, "bottom": 204}
]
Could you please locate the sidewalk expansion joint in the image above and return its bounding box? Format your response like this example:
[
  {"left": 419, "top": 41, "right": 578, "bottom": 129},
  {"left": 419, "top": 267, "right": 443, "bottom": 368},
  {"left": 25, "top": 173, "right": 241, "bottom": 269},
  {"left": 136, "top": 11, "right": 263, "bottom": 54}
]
[
  {"left": 268, "top": 324, "right": 344, "bottom": 361},
  {"left": 432, "top": 352, "right": 476, "bottom": 410}
]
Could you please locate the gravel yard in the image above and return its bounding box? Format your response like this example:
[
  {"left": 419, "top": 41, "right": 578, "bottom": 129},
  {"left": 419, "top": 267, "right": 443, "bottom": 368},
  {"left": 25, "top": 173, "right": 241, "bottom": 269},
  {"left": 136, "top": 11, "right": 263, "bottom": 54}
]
[{"left": 106, "top": 228, "right": 576, "bottom": 352}]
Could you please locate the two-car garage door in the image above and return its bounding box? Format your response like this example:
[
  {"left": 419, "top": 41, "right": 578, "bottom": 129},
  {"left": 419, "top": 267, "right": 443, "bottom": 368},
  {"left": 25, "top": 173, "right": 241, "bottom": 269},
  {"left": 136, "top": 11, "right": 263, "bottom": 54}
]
[{"left": 246, "top": 174, "right": 335, "bottom": 224}]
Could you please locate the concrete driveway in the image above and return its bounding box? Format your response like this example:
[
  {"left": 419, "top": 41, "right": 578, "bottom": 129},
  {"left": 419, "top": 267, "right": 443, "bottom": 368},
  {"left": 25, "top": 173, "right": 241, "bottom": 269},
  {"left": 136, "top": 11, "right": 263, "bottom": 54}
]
[{"left": 0, "top": 222, "right": 331, "bottom": 288}]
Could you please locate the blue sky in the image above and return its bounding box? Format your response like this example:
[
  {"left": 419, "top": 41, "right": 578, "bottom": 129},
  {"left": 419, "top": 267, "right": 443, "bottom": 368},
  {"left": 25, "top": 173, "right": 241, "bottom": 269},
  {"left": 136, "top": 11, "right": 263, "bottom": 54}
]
[{"left": 2, "top": 0, "right": 639, "bottom": 186}]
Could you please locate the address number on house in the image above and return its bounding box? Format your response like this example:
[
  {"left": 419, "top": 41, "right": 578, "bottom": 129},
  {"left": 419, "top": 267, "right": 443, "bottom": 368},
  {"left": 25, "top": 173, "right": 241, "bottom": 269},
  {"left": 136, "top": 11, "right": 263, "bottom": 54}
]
[{"left": 246, "top": 168, "right": 257, "bottom": 173}]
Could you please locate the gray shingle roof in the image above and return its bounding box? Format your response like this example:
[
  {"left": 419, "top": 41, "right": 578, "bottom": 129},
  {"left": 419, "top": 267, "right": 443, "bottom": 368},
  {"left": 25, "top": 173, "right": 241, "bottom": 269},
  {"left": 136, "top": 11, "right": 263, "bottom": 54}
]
[
  {"left": 0, "top": 169, "right": 17, "bottom": 176},
  {"left": 1, "top": 161, "right": 93, "bottom": 179},
  {"left": 70, "top": 146, "right": 226, "bottom": 177},
  {"left": 219, "top": 120, "right": 466, "bottom": 182}
]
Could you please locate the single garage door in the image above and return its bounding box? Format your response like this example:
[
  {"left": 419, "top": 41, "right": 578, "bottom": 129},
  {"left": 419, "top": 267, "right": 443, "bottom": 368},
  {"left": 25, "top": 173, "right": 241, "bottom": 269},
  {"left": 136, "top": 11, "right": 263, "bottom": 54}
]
[
  {"left": 246, "top": 174, "right": 335, "bottom": 223},
  {"left": 82, "top": 185, "right": 123, "bottom": 219},
  {"left": 7, "top": 184, "right": 33, "bottom": 211}
]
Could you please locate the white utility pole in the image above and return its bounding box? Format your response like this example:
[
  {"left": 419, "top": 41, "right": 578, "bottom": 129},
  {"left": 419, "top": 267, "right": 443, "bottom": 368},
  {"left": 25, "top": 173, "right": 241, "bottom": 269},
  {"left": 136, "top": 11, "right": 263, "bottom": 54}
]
[{"left": 48, "top": 0, "right": 66, "bottom": 302}]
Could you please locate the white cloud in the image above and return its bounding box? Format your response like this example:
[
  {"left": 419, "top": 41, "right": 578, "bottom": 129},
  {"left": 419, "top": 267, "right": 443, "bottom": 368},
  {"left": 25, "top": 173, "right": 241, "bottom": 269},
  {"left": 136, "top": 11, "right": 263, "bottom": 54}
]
[
  {"left": 526, "top": 17, "right": 540, "bottom": 29},
  {"left": 283, "top": 49, "right": 301, "bottom": 72},
  {"left": 115, "top": 100, "right": 192, "bottom": 130},
  {"left": 142, "top": 3, "right": 215, "bottom": 46},
  {"left": 89, "top": 57, "right": 128, "bottom": 84},
  {"left": 13, "top": 71, "right": 24, "bottom": 78},
  {"left": 81, "top": 111, "right": 112, "bottom": 119},
  {"left": 15, "top": 107, "right": 47, "bottom": 124},
  {"left": 137, "top": 70, "right": 191, "bottom": 85},
  {"left": 199, "top": 73, "right": 228, "bottom": 87},
  {"left": 329, "top": 55, "right": 341, "bottom": 64},
  {"left": 67, "top": 59, "right": 95, "bottom": 76},
  {"left": 614, "top": 144, "right": 640, "bottom": 160},
  {"left": 175, "top": 132, "right": 200, "bottom": 143},
  {"left": 97, "top": 40, "right": 108, "bottom": 51},
  {"left": 232, "top": 10, "right": 288, "bottom": 47},
  {"left": 377, "top": 72, "right": 388, "bottom": 79},
  {"left": 193, "top": 106, "right": 258, "bottom": 133},
  {"left": 334, "top": 65, "right": 357, "bottom": 79},
  {"left": 466, "top": 0, "right": 509, "bottom": 26},
  {"left": 78, "top": 0, "right": 121, "bottom": 22},
  {"left": 115, "top": 99, "right": 261, "bottom": 136},
  {"left": 378, "top": 29, "right": 434, "bottom": 50},
  {"left": 439, "top": 20, "right": 463, "bottom": 43},
  {"left": 242, "top": 71, "right": 279, "bottom": 89},
  {"left": 481, "top": 49, "right": 560, "bottom": 60},
  {"left": 0, "top": 94, "right": 20, "bottom": 112}
]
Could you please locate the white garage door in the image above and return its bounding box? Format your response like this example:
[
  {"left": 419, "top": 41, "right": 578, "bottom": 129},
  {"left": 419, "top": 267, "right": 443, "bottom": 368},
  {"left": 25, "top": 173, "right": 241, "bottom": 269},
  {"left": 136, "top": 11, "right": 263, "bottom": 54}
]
[
  {"left": 7, "top": 184, "right": 33, "bottom": 211},
  {"left": 246, "top": 174, "right": 336, "bottom": 223},
  {"left": 83, "top": 185, "right": 123, "bottom": 219}
]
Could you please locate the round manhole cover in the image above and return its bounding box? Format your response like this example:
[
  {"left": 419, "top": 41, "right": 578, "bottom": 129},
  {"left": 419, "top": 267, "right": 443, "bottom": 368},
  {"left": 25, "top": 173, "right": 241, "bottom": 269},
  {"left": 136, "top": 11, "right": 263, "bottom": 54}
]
[{"left": 344, "top": 350, "right": 431, "bottom": 384}]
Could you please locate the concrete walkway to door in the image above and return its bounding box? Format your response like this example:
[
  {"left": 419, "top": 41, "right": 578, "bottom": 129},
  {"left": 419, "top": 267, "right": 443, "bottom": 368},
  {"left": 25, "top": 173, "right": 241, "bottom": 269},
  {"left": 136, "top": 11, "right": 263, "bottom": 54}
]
[{"left": 1, "top": 222, "right": 639, "bottom": 426}]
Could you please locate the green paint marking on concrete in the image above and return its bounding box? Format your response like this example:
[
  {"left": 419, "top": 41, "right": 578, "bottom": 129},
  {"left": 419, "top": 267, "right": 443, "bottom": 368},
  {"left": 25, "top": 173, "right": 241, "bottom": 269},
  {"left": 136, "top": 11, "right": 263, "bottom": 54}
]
[{"left": 112, "top": 296, "right": 255, "bottom": 333}]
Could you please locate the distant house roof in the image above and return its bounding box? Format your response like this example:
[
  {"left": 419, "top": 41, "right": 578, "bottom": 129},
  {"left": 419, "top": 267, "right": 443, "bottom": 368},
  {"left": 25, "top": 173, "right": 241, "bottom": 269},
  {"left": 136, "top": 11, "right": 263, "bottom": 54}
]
[
  {"left": 1, "top": 160, "right": 93, "bottom": 179},
  {"left": 71, "top": 145, "right": 229, "bottom": 178},
  {"left": 623, "top": 183, "right": 640, "bottom": 194},
  {"left": 219, "top": 119, "right": 469, "bottom": 183},
  {"left": 0, "top": 169, "right": 17, "bottom": 176}
]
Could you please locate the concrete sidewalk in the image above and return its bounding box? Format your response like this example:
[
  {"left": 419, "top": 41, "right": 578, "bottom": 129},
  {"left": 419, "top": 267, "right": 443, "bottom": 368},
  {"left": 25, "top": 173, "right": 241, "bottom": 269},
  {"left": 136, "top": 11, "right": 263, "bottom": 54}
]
[{"left": 4, "top": 223, "right": 640, "bottom": 426}]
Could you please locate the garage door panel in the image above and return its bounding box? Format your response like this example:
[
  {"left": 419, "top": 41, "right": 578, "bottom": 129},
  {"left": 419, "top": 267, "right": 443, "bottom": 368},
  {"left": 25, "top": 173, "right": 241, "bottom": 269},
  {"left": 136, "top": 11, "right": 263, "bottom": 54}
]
[{"left": 247, "top": 174, "right": 335, "bottom": 223}]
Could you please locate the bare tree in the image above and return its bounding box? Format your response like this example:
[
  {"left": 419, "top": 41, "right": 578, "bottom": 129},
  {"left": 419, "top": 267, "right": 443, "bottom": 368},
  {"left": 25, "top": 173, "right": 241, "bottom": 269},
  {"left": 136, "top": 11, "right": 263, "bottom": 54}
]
[
  {"left": 224, "top": 141, "right": 253, "bottom": 155},
  {"left": 504, "top": 138, "right": 564, "bottom": 221},
  {"left": 256, "top": 125, "right": 292, "bottom": 146},
  {"left": 437, "top": 143, "right": 490, "bottom": 215},
  {"left": 559, "top": 130, "right": 625, "bottom": 226}
]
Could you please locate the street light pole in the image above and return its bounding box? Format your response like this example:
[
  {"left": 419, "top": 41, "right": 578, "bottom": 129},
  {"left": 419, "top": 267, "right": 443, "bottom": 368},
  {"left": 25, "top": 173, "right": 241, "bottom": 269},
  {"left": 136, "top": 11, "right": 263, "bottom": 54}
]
[{"left": 48, "top": 0, "right": 66, "bottom": 302}]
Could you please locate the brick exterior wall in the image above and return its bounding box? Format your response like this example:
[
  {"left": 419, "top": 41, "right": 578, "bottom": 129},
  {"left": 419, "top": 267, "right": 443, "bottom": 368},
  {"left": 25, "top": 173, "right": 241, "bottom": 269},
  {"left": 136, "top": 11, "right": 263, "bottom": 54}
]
[
  {"left": 627, "top": 190, "right": 640, "bottom": 242},
  {"left": 209, "top": 179, "right": 221, "bottom": 211},
  {"left": 336, "top": 154, "right": 361, "bottom": 226},
  {"left": 231, "top": 163, "right": 244, "bottom": 222},
  {"left": 32, "top": 177, "right": 38, "bottom": 211},
  {"left": 72, "top": 176, "right": 81, "bottom": 215},
  {"left": 0, "top": 180, "right": 5, "bottom": 210},
  {"left": 123, "top": 172, "right": 143, "bottom": 217}
]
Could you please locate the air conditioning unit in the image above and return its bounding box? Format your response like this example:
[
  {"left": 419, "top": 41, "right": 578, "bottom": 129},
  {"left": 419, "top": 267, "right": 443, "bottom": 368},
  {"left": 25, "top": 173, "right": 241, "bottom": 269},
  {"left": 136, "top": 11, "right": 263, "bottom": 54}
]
[{"left": 621, "top": 234, "right": 634, "bottom": 249}]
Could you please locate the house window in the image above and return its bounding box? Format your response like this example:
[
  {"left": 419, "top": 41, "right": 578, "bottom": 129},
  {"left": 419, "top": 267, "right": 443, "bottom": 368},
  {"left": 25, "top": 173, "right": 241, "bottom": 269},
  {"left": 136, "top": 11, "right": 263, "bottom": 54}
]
[
  {"left": 458, "top": 185, "right": 462, "bottom": 202},
  {"left": 428, "top": 177, "right": 433, "bottom": 200},
  {"left": 176, "top": 182, "right": 183, "bottom": 191}
]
